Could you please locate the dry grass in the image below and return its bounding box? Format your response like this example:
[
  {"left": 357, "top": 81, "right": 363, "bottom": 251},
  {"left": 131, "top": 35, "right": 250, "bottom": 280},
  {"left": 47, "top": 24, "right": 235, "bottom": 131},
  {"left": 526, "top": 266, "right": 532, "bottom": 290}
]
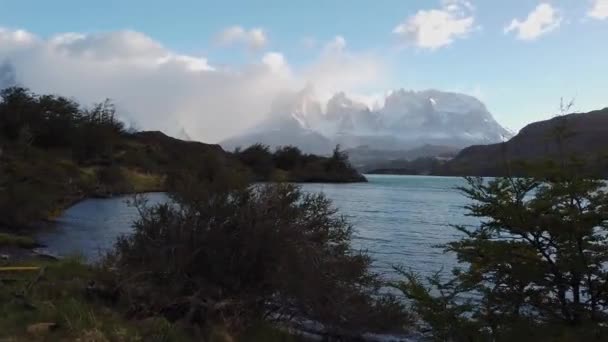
[{"left": 122, "top": 169, "right": 165, "bottom": 193}]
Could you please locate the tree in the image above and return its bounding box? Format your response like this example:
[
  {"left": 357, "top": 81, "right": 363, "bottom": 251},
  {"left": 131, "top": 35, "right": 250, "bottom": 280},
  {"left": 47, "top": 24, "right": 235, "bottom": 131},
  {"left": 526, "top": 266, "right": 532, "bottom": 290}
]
[
  {"left": 73, "top": 99, "right": 125, "bottom": 163},
  {"left": 395, "top": 153, "right": 608, "bottom": 339},
  {"left": 234, "top": 143, "right": 274, "bottom": 180},
  {"left": 329, "top": 144, "right": 348, "bottom": 166},
  {"left": 273, "top": 145, "right": 302, "bottom": 171},
  {"left": 0, "top": 87, "right": 39, "bottom": 141},
  {"left": 35, "top": 94, "right": 82, "bottom": 148}
]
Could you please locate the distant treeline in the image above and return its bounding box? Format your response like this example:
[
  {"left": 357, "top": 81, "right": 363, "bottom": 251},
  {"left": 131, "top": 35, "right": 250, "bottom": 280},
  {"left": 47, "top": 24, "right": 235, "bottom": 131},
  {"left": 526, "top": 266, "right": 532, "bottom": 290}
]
[{"left": 233, "top": 143, "right": 366, "bottom": 183}]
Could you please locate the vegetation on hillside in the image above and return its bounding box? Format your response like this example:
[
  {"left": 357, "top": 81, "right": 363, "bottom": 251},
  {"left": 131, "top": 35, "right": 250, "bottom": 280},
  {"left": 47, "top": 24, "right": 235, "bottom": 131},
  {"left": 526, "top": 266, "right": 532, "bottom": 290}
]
[
  {"left": 234, "top": 144, "right": 366, "bottom": 183},
  {"left": 0, "top": 87, "right": 364, "bottom": 230}
]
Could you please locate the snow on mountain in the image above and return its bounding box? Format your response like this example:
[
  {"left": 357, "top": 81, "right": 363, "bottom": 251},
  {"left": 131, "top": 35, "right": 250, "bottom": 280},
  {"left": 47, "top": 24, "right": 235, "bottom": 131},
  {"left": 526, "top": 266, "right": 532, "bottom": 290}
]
[{"left": 221, "top": 88, "right": 512, "bottom": 154}]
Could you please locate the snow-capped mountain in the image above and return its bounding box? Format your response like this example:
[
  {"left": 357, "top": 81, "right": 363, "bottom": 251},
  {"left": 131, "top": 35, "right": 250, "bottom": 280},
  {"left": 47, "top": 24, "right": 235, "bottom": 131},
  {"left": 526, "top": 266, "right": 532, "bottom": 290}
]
[{"left": 221, "top": 88, "right": 512, "bottom": 154}]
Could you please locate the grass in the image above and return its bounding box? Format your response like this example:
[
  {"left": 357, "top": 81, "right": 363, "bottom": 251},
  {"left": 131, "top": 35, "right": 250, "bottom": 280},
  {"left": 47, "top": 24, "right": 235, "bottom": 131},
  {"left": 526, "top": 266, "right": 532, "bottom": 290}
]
[
  {"left": 0, "top": 233, "right": 38, "bottom": 249},
  {"left": 0, "top": 257, "right": 191, "bottom": 341},
  {"left": 122, "top": 169, "right": 165, "bottom": 193},
  {"left": 240, "top": 323, "right": 303, "bottom": 342},
  {"left": 79, "top": 166, "right": 165, "bottom": 194},
  {"left": 0, "top": 258, "right": 305, "bottom": 342}
]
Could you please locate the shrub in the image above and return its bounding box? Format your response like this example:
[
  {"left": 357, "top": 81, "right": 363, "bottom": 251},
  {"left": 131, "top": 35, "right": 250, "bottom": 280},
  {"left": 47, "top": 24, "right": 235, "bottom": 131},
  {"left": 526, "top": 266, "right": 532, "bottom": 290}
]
[{"left": 100, "top": 171, "right": 408, "bottom": 337}]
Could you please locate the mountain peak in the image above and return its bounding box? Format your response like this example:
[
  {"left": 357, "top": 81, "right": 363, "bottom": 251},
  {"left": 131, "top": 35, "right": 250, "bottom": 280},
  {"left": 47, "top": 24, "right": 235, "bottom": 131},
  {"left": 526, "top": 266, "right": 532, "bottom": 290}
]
[
  {"left": 326, "top": 92, "right": 369, "bottom": 119},
  {"left": 222, "top": 88, "right": 512, "bottom": 154}
]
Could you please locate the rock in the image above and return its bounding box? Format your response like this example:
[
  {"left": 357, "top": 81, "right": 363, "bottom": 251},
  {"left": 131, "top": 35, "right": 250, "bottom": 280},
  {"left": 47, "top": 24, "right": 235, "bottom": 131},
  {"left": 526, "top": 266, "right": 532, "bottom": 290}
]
[
  {"left": 0, "top": 254, "right": 9, "bottom": 260},
  {"left": 26, "top": 322, "right": 58, "bottom": 336}
]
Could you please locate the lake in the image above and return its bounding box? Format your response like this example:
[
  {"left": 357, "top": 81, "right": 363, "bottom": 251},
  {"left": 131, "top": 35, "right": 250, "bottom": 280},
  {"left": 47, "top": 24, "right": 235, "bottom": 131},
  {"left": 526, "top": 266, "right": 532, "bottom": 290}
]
[{"left": 36, "top": 175, "right": 477, "bottom": 279}]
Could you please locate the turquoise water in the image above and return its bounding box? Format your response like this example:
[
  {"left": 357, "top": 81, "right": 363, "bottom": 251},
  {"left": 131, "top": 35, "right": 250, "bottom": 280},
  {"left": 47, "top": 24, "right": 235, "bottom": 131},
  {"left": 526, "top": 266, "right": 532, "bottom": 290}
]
[{"left": 36, "top": 175, "right": 476, "bottom": 279}]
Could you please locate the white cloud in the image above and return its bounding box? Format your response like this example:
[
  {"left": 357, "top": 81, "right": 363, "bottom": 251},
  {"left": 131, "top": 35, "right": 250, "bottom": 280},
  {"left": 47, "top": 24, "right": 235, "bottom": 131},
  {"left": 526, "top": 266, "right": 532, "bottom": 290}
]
[
  {"left": 0, "top": 28, "right": 385, "bottom": 143},
  {"left": 301, "top": 36, "right": 386, "bottom": 103},
  {"left": 588, "top": 0, "right": 608, "bottom": 19},
  {"left": 393, "top": 0, "right": 476, "bottom": 50},
  {"left": 216, "top": 26, "right": 268, "bottom": 50},
  {"left": 504, "top": 3, "right": 562, "bottom": 40}
]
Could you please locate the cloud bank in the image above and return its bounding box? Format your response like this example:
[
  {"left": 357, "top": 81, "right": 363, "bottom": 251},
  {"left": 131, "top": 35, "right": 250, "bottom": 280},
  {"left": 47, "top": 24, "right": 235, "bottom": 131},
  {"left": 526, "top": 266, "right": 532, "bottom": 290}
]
[{"left": 0, "top": 28, "right": 385, "bottom": 143}]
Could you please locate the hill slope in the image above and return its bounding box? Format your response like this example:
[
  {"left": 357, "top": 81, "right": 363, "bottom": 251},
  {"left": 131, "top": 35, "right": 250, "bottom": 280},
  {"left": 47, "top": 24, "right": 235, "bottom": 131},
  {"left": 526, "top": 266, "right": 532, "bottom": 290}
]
[{"left": 442, "top": 108, "right": 608, "bottom": 176}]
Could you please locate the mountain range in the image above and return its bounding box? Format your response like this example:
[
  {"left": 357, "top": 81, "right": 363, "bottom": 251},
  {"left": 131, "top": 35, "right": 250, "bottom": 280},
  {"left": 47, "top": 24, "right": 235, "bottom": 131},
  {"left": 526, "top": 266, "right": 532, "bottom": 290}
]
[{"left": 221, "top": 88, "right": 512, "bottom": 154}]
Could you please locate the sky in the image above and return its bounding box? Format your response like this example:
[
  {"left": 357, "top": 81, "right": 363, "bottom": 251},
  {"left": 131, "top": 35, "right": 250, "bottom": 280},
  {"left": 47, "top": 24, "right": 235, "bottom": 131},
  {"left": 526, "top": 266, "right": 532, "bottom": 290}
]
[{"left": 0, "top": 0, "right": 607, "bottom": 142}]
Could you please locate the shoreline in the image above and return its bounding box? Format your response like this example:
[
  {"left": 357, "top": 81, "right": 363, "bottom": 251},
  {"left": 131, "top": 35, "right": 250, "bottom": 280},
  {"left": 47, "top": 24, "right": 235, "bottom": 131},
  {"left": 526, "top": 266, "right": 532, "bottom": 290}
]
[{"left": 0, "top": 178, "right": 366, "bottom": 263}]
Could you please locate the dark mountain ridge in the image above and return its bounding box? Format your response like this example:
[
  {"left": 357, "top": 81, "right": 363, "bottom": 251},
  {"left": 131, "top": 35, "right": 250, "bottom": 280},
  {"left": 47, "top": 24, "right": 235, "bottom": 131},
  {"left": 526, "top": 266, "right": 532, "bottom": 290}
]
[{"left": 442, "top": 107, "right": 608, "bottom": 176}]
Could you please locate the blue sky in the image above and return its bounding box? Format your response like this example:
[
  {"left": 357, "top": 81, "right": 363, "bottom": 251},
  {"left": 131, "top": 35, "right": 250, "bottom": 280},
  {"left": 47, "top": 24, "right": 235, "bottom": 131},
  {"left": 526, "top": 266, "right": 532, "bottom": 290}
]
[{"left": 0, "top": 0, "right": 607, "bottom": 139}]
